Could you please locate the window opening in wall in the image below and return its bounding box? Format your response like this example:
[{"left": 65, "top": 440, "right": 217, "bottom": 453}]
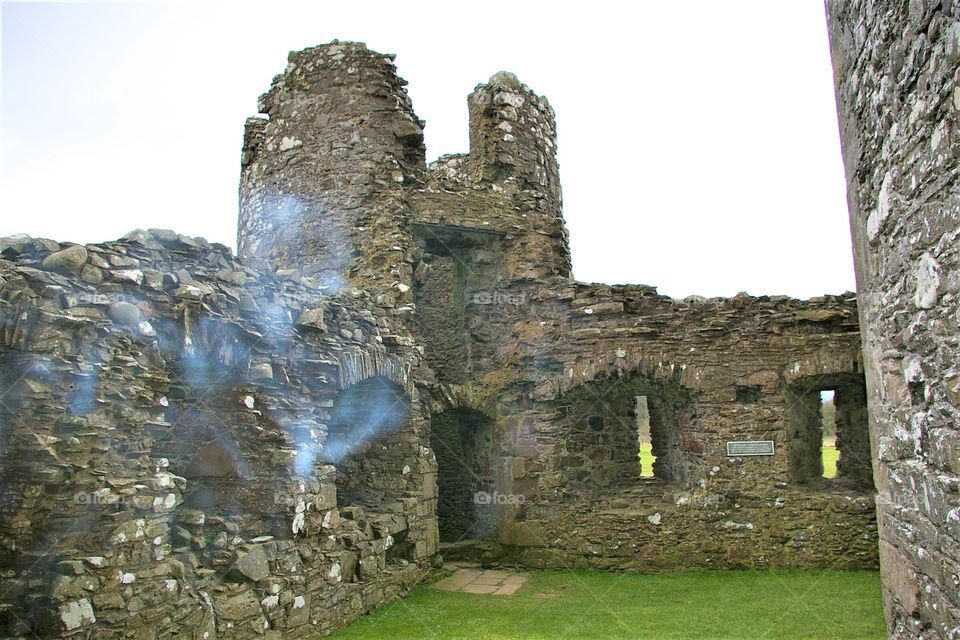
[
  {"left": 555, "top": 374, "right": 697, "bottom": 491},
  {"left": 786, "top": 373, "right": 870, "bottom": 488},
  {"left": 635, "top": 396, "right": 655, "bottom": 478},
  {"left": 820, "top": 389, "right": 839, "bottom": 479}
]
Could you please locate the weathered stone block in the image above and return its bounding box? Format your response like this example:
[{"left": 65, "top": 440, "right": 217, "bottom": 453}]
[
  {"left": 59, "top": 598, "right": 95, "bottom": 631},
  {"left": 235, "top": 545, "right": 270, "bottom": 582},
  {"left": 42, "top": 245, "right": 87, "bottom": 274},
  {"left": 215, "top": 590, "right": 260, "bottom": 621}
]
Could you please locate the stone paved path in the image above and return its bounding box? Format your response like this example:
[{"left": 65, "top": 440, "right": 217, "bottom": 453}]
[{"left": 431, "top": 563, "right": 529, "bottom": 596}]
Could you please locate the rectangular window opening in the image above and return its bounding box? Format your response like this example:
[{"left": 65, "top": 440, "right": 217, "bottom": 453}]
[
  {"left": 635, "top": 396, "right": 656, "bottom": 478},
  {"left": 820, "top": 389, "right": 839, "bottom": 479}
]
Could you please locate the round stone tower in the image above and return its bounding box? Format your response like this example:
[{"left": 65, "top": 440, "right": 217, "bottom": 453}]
[
  {"left": 238, "top": 41, "right": 425, "bottom": 297},
  {"left": 467, "top": 71, "right": 571, "bottom": 280}
]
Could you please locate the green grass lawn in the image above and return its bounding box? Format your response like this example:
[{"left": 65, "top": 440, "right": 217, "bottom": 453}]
[
  {"left": 823, "top": 441, "right": 840, "bottom": 479},
  {"left": 639, "top": 442, "right": 655, "bottom": 477},
  {"left": 329, "top": 569, "right": 885, "bottom": 639}
]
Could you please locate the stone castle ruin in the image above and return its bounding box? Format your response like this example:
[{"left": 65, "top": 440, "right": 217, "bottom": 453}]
[{"left": 0, "top": 4, "right": 957, "bottom": 636}]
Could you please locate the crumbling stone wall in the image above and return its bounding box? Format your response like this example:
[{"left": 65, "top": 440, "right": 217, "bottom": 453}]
[
  {"left": 232, "top": 42, "right": 878, "bottom": 572},
  {"left": 0, "top": 38, "right": 890, "bottom": 639},
  {"left": 465, "top": 72, "right": 570, "bottom": 281},
  {"left": 826, "top": 1, "right": 960, "bottom": 637},
  {"left": 388, "top": 53, "right": 879, "bottom": 570},
  {"left": 482, "top": 285, "right": 877, "bottom": 571},
  {"left": 0, "top": 231, "right": 438, "bottom": 638}
]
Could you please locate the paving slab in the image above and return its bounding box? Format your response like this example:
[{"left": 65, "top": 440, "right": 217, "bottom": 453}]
[
  {"left": 430, "top": 566, "right": 530, "bottom": 596},
  {"left": 461, "top": 583, "right": 499, "bottom": 595},
  {"left": 480, "top": 570, "right": 510, "bottom": 579},
  {"left": 493, "top": 583, "right": 524, "bottom": 596}
]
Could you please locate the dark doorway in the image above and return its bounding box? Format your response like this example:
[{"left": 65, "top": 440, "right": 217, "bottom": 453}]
[{"left": 431, "top": 409, "right": 495, "bottom": 542}]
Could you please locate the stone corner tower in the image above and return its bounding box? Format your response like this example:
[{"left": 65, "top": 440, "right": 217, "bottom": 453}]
[
  {"left": 238, "top": 42, "right": 573, "bottom": 295},
  {"left": 468, "top": 71, "right": 571, "bottom": 280},
  {"left": 825, "top": 1, "right": 960, "bottom": 638},
  {"left": 238, "top": 41, "right": 425, "bottom": 297}
]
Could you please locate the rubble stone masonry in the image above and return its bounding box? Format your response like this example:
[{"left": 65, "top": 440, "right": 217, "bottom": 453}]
[
  {"left": 827, "top": 1, "right": 960, "bottom": 637},
  {"left": 0, "top": 37, "right": 902, "bottom": 637}
]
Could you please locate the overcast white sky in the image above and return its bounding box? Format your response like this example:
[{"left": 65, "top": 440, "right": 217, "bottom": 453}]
[{"left": 0, "top": 0, "right": 855, "bottom": 298}]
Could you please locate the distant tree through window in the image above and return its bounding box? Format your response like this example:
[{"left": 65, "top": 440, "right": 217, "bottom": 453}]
[{"left": 820, "top": 389, "right": 839, "bottom": 479}]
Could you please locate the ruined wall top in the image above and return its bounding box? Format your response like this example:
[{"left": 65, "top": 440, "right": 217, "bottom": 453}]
[
  {"left": 468, "top": 71, "right": 560, "bottom": 198},
  {"left": 239, "top": 42, "right": 573, "bottom": 291},
  {"left": 238, "top": 42, "right": 425, "bottom": 299}
]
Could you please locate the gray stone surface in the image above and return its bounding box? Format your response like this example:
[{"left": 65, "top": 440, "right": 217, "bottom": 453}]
[
  {"left": 106, "top": 301, "right": 141, "bottom": 326},
  {"left": 239, "top": 42, "right": 876, "bottom": 576},
  {"left": 41, "top": 245, "right": 87, "bottom": 274},
  {"left": 235, "top": 545, "right": 270, "bottom": 582},
  {"left": 0, "top": 227, "right": 436, "bottom": 638},
  {"left": 238, "top": 42, "right": 424, "bottom": 303},
  {"left": 826, "top": 1, "right": 960, "bottom": 637}
]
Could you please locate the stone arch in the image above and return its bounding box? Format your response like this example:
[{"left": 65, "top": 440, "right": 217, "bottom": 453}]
[
  {"left": 427, "top": 382, "right": 501, "bottom": 419},
  {"left": 333, "top": 347, "right": 415, "bottom": 397},
  {"left": 541, "top": 354, "right": 702, "bottom": 492},
  {"left": 532, "top": 349, "right": 704, "bottom": 402}
]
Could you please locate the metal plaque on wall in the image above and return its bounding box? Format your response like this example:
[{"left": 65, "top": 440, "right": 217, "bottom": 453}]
[{"left": 726, "top": 440, "right": 775, "bottom": 457}]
